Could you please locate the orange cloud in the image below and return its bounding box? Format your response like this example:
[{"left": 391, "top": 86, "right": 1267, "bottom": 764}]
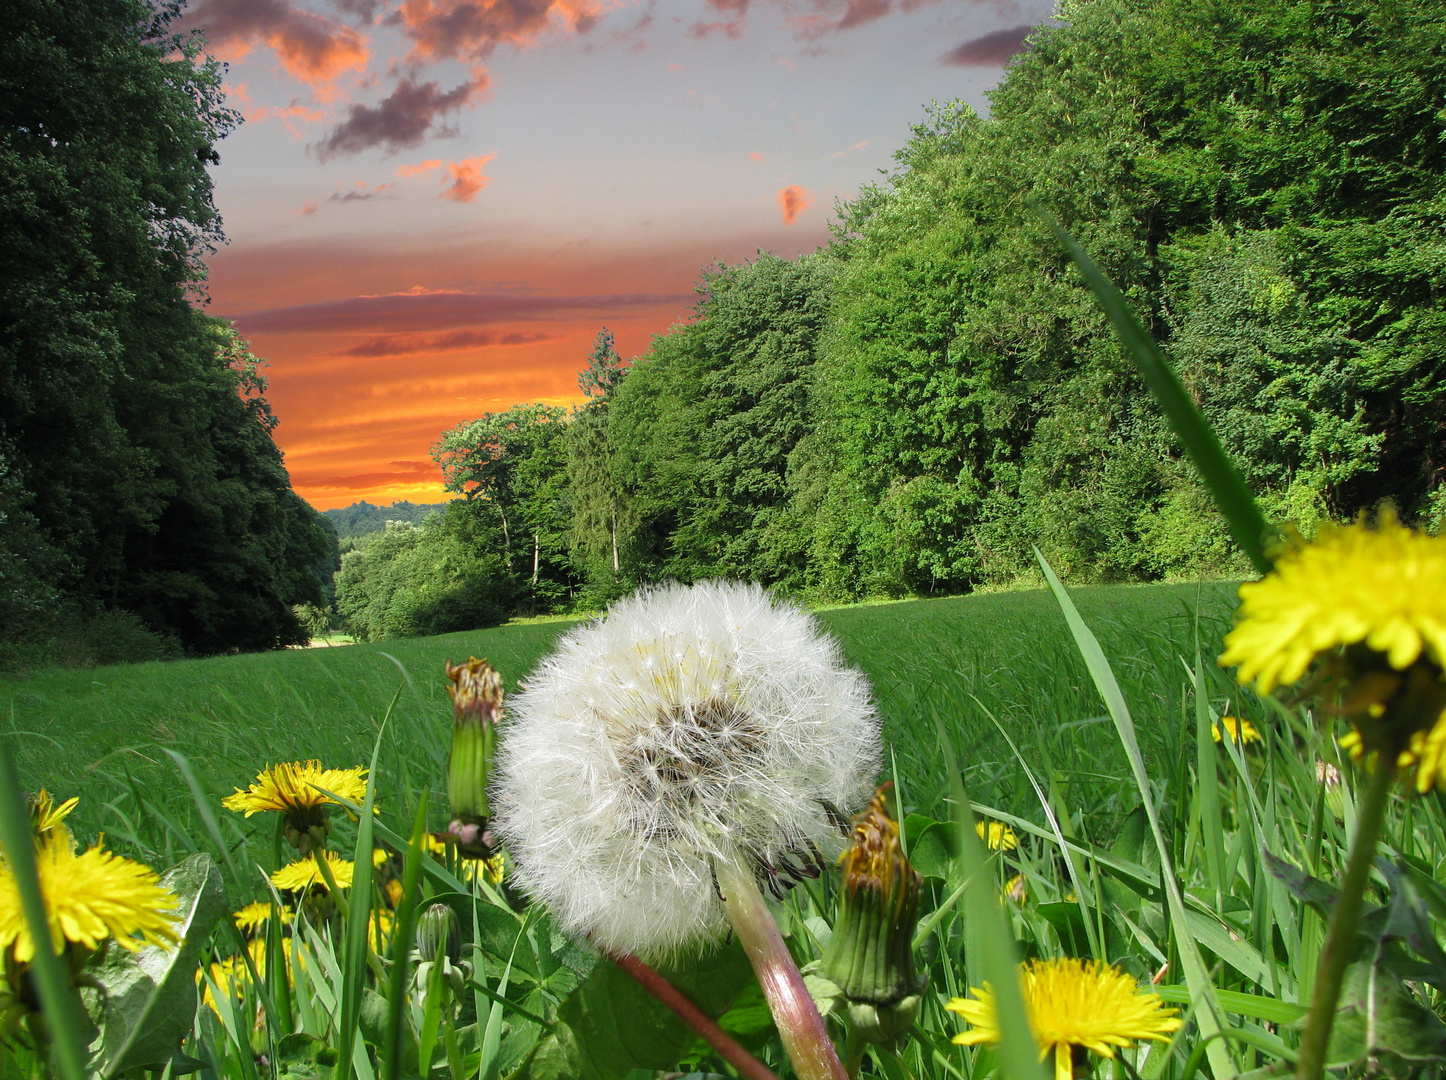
[
  {"left": 749, "top": 150, "right": 764, "bottom": 161},
  {"left": 777, "top": 185, "right": 814, "bottom": 224},
  {"left": 183, "top": 0, "right": 368, "bottom": 88},
  {"left": 298, "top": 200, "right": 319, "bottom": 215},
  {"left": 440, "top": 155, "right": 495, "bottom": 202},
  {"left": 398, "top": 0, "right": 606, "bottom": 63},
  {"left": 396, "top": 159, "right": 444, "bottom": 178}
]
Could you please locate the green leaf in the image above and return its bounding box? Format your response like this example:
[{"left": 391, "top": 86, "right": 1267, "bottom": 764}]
[
  {"left": 513, "top": 940, "right": 756, "bottom": 1080},
  {"left": 276, "top": 1032, "right": 341, "bottom": 1080},
  {"left": 83, "top": 852, "right": 228, "bottom": 1078},
  {"left": 1326, "top": 959, "right": 1446, "bottom": 1070},
  {"left": 1048, "top": 222, "right": 1271, "bottom": 575}
]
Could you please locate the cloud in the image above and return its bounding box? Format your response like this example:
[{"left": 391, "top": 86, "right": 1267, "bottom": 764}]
[
  {"left": 777, "top": 185, "right": 814, "bottom": 224},
  {"left": 339, "top": 328, "right": 554, "bottom": 357},
  {"left": 329, "top": 181, "right": 394, "bottom": 202},
  {"left": 827, "top": 138, "right": 869, "bottom": 159},
  {"left": 312, "top": 76, "right": 488, "bottom": 159},
  {"left": 749, "top": 151, "right": 764, "bottom": 161},
  {"left": 396, "top": 158, "right": 443, "bottom": 178},
  {"left": 249, "top": 100, "right": 328, "bottom": 136},
  {"left": 298, "top": 200, "right": 320, "bottom": 215},
  {"left": 397, "top": 0, "right": 605, "bottom": 63},
  {"left": 940, "top": 24, "right": 1038, "bottom": 66},
  {"left": 183, "top": 0, "right": 368, "bottom": 86},
  {"left": 441, "top": 154, "right": 495, "bottom": 202},
  {"left": 230, "top": 289, "right": 694, "bottom": 334}
]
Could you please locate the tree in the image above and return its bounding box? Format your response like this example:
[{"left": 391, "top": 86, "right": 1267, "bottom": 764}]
[
  {"left": 567, "top": 328, "right": 634, "bottom": 601},
  {"left": 0, "top": 2, "right": 331, "bottom": 655},
  {"left": 432, "top": 403, "right": 574, "bottom": 613}
]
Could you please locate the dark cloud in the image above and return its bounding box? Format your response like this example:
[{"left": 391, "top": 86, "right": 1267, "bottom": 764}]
[
  {"left": 229, "top": 290, "right": 693, "bottom": 334},
  {"left": 397, "top": 0, "right": 604, "bottom": 63},
  {"left": 312, "top": 76, "right": 487, "bottom": 159},
  {"left": 339, "top": 329, "right": 553, "bottom": 357},
  {"left": 183, "top": 0, "right": 367, "bottom": 84},
  {"left": 326, "top": 0, "right": 384, "bottom": 23},
  {"left": 940, "top": 24, "right": 1038, "bottom": 66}
]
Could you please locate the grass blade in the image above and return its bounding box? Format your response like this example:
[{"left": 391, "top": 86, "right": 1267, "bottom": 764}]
[
  {"left": 1035, "top": 547, "right": 1236, "bottom": 1080},
  {"left": 934, "top": 717, "right": 1046, "bottom": 1080},
  {"left": 335, "top": 683, "right": 400, "bottom": 1080},
  {"left": 0, "top": 744, "right": 89, "bottom": 1080},
  {"left": 383, "top": 790, "right": 429, "bottom": 1080},
  {"left": 1049, "top": 223, "right": 1270, "bottom": 575}
]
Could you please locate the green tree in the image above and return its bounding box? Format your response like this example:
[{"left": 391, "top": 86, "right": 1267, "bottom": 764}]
[
  {"left": 1, "top": 0, "right": 330, "bottom": 656},
  {"left": 567, "top": 328, "right": 635, "bottom": 604},
  {"left": 432, "top": 402, "right": 575, "bottom": 613}
]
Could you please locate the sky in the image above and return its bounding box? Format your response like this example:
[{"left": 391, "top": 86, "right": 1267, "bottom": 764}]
[{"left": 181, "top": 0, "right": 1051, "bottom": 510}]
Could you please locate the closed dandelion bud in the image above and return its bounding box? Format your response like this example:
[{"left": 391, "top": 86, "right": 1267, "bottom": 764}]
[
  {"left": 445, "top": 657, "right": 502, "bottom": 858},
  {"left": 819, "top": 782, "right": 924, "bottom": 1042},
  {"left": 415, "top": 903, "right": 461, "bottom": 966}
]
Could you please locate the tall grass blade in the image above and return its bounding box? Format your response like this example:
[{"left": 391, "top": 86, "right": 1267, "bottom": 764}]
[
  {"left": 1035, "top": 548, "right": 1237, "bottom": 1080},
  {"left": 335, "top": 684, "right": 400, "bottom": 1080},
  {"left": 1193, "top": 661, "right": 1227, "bottom": 907},
  {"left": 934, "top": 717, "right": 1046, "bottom": 1080},
  {"left": 1049, "top": 224, "right": 1270, "bottom": 575},
  {"left": 0, "top": 744, "right": 90, "bottom": 1080},
  {"left": 165, "top": 749, "right": 243, "bottom": 884},
  {"left": 383, "top": 790, "right": 429, "bottom": 1080}
]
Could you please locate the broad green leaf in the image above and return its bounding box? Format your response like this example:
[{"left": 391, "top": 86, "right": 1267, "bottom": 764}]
[
  {"left": 1326, "top": 959, "right": 1446, "bottom": 1069},
  {"left": 514, "top": 940, "right": 756, "bottom": 1080},
  {"left": 83, "top": 852, "right": 228, "bottom": 1078}
]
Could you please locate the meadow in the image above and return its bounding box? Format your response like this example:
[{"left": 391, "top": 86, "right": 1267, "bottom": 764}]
[{"left": 11, "top": 575, "right": 1406, "bottom": 1080}]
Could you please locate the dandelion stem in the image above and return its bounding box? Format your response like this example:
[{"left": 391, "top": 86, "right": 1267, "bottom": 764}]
[
  {"left": 607, "top": 948, "right": 782, "bottom": 1080},
  {"left": 715, "top": 857, "right": 849, "bottom": 1080},
  {"left": 1296, "top": 755, "right": 1395, "bottom": 1080}
]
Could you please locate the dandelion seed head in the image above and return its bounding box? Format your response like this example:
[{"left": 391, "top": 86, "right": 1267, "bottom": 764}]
[{"left": 494, "top": 580, "right": 880, "bottom": 959}]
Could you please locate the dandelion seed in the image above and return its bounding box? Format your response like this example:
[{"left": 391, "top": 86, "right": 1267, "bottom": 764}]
[
  {"left": 494, "top": 580, "right": 879, "bottom": 958},
  {"left": 495, "top": 580, "right": 876, "bottom": 1080},
  {"left": 947, "top": 957, "right": 1181, "bottom": 1080}
]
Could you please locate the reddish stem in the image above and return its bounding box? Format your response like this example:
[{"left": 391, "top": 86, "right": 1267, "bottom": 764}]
[
  {"left": 607, "top": 949, "right": 782, "bottom": 1080},
  {"left": 716, "top": 857, "right": 850, "bottom": 1080}
]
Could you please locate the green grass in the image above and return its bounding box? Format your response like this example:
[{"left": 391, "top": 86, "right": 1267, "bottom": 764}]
[{"left": 3, "top": 581, "right": 1239, "bottom": 893}]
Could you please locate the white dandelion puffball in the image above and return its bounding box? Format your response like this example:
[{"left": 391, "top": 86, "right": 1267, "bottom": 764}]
[{"left": 494, "top": 580, "right": 881, "bottom": 959}]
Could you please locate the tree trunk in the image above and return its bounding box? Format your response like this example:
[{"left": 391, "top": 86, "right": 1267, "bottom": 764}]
[
  {"left": 610, "top": 507, "right": 619, "bottom": 573},
  {"left": 532, "top": 531, "right": 540, "bottom": 584}
]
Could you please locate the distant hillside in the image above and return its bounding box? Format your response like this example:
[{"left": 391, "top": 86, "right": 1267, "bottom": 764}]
[{"left": 323, "top": 500, "right": 450, "bottom": 541}]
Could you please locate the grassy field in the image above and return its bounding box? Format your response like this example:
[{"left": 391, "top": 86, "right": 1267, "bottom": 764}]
[
  {"left": 3, "top": 580, "right": 1240, "bottom": 884},
  {"left": 7, "top": 575, "right": 1438, "bottom": 1080}
]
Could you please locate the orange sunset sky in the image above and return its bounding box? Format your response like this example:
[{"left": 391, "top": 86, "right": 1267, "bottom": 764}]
[{"left": 184, "top": 0, "right": 1048, "bottom": 510}]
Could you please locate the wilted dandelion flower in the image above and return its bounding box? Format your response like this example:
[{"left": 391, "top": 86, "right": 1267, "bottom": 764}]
[
  {"left": 223, "top": 761, "right": 369, "bottom": 855},
  {"left": 1211, "top": 716, "right": 1262, "bottom": 745},
  {"left": 27, "top": 791, "right": 77, "bottom": 838},
  {"left": 1220, "top": 511, "right": 1446, "bottom": 770},
  {"left": 976, "top": 821, "right": 1018, "bottom": 851},
  {"left": 0, "top": 825, "right": 179, "bottom": 961},
  {"left": 494, "top": 579, "right": 880, "bottom": 959},
  {"left": 947, "top": 958, "right": 1181, "bottom": 1080}
]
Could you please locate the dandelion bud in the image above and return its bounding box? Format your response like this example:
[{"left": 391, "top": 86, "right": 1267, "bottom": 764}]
[
  {"left": 819, "top": 783, "right": 924, "bottom": 1043},
  {"left": 415, "top": 903, "right": 461, "bottom": 966},
  {"left": 445, "top": 657, "right": 502, "bottom": 858}
]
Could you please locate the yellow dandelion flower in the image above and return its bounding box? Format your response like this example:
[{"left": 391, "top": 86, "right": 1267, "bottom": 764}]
[
  {"left": 0, "top": 825, "right": 179, "bottom": 962},
  {"left": 222, "top": 761, "right": 369, "bottom": 816},
  {"left": 28, "top": 791, "right": 78, "bottom": 838},
  {"left": 232, "top": 900, "right": 292, "bottom": 935},
  {"left": 223, "top": 761, "right": 369, "bottom": 855},
  {"left": 976, "top": 821, "right": 1018, "bottom": 851},
  {"left": 270, "top": 850, "right": 355, "bottom": 893},
  {"left": 1220, "top": 511, "right": 1446, "bottom": 693},
  {"left": 1211, "top": 716, "right": 1262, "bottom": 745},
  {"left": 947, "top": 958, "right": 1181, "bottom": 1080}
]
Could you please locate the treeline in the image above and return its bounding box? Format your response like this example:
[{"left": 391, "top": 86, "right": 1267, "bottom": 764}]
[
  {"left": 324, "top": 501, "right": 448, "bottom": 541},
  {"left": 338, "top": 0, "right": 1446, "bottom": 638},
  {"left": 1, "top": 0, "right": 332, "bottom": 667}
]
